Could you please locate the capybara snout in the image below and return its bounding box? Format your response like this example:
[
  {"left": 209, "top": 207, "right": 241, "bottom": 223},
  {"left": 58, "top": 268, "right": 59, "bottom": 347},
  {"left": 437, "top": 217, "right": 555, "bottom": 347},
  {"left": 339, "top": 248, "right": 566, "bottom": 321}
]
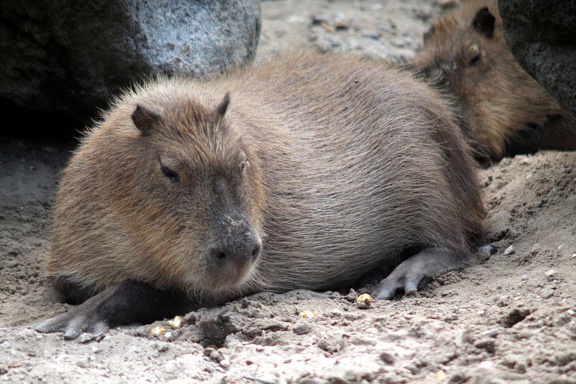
[{"left": 208, "top": 211, "right": 262, "bottom": 272}]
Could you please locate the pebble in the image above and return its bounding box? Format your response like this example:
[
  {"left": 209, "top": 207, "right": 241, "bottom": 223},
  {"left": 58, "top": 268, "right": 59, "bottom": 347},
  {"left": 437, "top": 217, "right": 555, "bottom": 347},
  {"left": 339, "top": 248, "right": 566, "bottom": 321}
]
[
  {"left": 293, "top": 322, "right": 312, "bottom": 335},
  {"left": 435, "top": 370, "right": 447, "bottom": 381},
  {"left": 479, "top": 244, "right": 497, "bottom": 255},
  {"left": 474, "top": 339, "right": 496, "bottom": 354},
  {"left": 482, "top": 329, "right": 499, "bottom": 338},
  {"left": 504, "top": 245, "right": 516, "bottom": 255},
  {"left": 219, "top": 359, "right": 231, "bottom": 369},
  {"left": 379, "top": 351, "right": 395, "bottom": 365}
]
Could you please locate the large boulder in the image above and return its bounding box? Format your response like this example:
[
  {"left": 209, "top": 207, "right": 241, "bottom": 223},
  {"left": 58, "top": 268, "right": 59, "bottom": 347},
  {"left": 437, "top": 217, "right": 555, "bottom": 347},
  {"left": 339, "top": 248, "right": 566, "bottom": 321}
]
[
  {"left": 0, "top": 0, "right": 261, "bottom": 127},
  {"left": 498, "top": 0, "right": 576, "bottom": 115}
]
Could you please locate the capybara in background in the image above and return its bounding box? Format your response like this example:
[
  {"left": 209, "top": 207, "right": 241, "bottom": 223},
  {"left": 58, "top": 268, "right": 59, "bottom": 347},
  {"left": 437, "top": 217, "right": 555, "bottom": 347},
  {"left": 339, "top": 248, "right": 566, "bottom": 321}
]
[
  {"left": 34, "top": 51, "right": 485, "bottom": 339},
  {"left": 413, "top": 0, "right": 576, "bottom": 166}
]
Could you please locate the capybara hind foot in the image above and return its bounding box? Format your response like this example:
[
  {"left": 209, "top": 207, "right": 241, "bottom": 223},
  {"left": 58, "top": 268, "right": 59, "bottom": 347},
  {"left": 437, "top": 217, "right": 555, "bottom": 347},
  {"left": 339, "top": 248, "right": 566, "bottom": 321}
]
[
  {"left": 34, "top": 280, "right": 193, "bottom": 340},
  {"left": 373, "top": 247, "right": 468, "bottom": 299}
]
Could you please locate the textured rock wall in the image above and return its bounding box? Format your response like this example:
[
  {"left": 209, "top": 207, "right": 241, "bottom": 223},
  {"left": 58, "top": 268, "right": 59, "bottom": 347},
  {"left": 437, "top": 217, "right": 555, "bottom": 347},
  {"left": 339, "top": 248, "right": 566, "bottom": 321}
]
[
  {"left": 0, "top": 0, "right": 261, "bottom": 126},
  {"left": 499, "top": 0, "right": 576, "bottom": 114}
]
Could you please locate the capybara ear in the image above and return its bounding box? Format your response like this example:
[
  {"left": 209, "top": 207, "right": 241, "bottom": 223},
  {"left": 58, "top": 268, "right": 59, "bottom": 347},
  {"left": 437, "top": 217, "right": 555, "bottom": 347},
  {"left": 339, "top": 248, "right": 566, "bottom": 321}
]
[
  {"left": 423, "top": 25, "right": 435, "bottom": 43},
  {"left": 131, "top": 105, "right": 162, "bottom": 136},
  {"left": 472, "top": 7, "right": 495, "bottom": 38},
  {"left": 216, "top": 92, "right": 231, "bottom": 117}
]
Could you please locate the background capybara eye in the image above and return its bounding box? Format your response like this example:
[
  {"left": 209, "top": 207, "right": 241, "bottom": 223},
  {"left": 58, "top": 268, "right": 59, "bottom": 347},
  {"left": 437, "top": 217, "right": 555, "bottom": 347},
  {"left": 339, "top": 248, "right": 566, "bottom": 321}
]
[{"left": 160, "top": 165, "right": 179, "bottom": 184}]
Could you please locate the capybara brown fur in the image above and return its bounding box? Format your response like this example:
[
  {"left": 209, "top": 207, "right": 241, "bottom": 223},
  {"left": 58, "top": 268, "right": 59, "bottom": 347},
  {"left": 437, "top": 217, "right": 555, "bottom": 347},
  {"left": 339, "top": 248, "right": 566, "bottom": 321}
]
[
  {"left": 35, "top": 51, "right": 485, "bottom": 339},
  {"left": 413, "top": 0, "right": 576, "bottom": 165}
]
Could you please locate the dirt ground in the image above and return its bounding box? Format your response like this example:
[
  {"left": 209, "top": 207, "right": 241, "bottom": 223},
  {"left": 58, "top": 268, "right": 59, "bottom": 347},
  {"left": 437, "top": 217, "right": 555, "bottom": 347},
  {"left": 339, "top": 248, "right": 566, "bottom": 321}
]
[{"left": 1, "top": 0, "right": 575, "bottom": 383}]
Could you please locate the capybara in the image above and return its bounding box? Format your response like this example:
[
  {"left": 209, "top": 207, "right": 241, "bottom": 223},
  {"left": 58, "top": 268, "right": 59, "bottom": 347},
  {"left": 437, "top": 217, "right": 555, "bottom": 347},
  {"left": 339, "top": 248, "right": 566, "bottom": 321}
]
[
  {"left": 34, "top": 51, "right": 485, "bottom": 339},
  {"left": 413, "top": 0, "right": 576, "bottom": 165}
]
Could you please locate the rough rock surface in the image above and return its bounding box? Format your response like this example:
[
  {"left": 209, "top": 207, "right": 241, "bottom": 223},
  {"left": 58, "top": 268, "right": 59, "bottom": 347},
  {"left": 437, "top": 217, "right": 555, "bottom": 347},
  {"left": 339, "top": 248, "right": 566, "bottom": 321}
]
[
  {"left": 499, "top": 0, "right": 576, "bottom": 114},
  {"left": 0, "top": 0, "right": 261, "bottom": 125}
]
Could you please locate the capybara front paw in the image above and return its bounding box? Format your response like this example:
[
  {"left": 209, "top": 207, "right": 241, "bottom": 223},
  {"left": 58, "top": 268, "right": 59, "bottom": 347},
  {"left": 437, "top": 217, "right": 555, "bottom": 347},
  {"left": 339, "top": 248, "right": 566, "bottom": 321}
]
[
  {"left": 34, "top": 310, "right": 109, "bottom": 340},
  {"left": 373, "top": 272, "right": 422, "bottom": 300}
]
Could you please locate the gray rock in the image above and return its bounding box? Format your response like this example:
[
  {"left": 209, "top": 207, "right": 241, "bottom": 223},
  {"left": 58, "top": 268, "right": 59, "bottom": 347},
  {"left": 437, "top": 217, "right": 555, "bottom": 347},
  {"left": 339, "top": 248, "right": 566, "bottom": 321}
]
[
  {"left": 499, "top": 0, "right": 576, "bottom": 115},
  {"left": 0, "top": 0, "right": 261, "bottom": 125}
]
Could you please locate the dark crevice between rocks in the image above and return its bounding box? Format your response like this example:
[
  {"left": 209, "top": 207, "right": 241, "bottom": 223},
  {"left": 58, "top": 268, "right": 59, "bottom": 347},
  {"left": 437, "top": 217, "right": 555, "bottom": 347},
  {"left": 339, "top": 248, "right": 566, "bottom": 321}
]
[{"left": 1, "top": 106, "right": 85, "bottom": 145}]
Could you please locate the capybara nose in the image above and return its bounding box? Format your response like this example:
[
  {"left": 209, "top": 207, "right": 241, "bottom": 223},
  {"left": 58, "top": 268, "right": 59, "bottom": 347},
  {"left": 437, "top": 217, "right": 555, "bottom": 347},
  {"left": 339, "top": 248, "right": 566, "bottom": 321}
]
[{"left": 210, "top": 240, "right": 261, "bottom": 267}]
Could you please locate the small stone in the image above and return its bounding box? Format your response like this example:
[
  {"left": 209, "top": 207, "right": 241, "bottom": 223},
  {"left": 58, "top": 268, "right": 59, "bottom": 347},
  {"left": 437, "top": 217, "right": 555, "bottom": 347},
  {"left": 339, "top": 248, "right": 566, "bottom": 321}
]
[
  {"left": 77, "top": 332, "right": 105, "bottom": 343},
  {"left": 515, "top": 361, "right": 527, "bottom": 374},
  {"left": 435, "top": 370, "right": 447, "bottom": 381},
  {"left": 293, "top": 322, "right": 312, "bottom": 335},
  {"left": 504, "top": 245, "right": 515, "bottom": 255},
  {"left": 521, "top": 274, "right": 528, "bottom": 281},
  {"left": 545, "top": 269, "right": 556, "bottom": 279},
  {"left": 474, "top": 339, "right": 496, "bottom": 354},
  {"left": 479, "top": 361, "right": 494, "bottom": 369},
  {"left": 479, "top": 244, "right": 497, "bottom": 256},
  {"left": 379, "top": 351, "right": 395, "bottom": 365},
  {"left": 482, "top": 329, "right": 499, "bottom": 338}
]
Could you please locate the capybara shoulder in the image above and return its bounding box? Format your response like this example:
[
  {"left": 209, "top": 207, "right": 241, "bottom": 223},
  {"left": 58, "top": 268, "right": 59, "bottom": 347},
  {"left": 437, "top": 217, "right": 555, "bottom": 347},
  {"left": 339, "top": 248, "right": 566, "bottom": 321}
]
[
  {"left": 36, "top": 51, "right": 485, "bottom": 338},
  {"left": 413, "top": 0, "right": 576, "bottom": 165}
]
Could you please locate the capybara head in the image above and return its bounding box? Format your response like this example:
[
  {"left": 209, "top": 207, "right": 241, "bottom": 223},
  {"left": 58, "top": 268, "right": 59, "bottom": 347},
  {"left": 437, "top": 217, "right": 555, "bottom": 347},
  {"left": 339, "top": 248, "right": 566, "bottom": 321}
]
[
  {"left": 413, "top": 0, "right": 567, "bottom": 164},
  {"left": 51, "top": 88, "right": 268, "bottom": 296}
]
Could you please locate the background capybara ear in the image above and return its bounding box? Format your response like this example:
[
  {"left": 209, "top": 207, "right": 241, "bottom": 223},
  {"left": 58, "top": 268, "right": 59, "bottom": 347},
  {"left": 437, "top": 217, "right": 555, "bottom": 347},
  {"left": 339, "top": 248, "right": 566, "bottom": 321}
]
[
  {"left": 215, "top": 92, "right": 231, "bottom": 117},
  {"left": 472, "top": 7, "right": 496, "bottom": 38},
  {"left": 131, "top": 105, "right": 162, "bottom": 135}
]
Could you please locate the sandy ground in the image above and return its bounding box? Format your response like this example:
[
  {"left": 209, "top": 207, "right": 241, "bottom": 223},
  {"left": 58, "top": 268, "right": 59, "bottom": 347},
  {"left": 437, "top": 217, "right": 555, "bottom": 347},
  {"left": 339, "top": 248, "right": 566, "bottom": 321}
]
[{"left": 1, "top": 1, "right": 575, "bottom": 383}]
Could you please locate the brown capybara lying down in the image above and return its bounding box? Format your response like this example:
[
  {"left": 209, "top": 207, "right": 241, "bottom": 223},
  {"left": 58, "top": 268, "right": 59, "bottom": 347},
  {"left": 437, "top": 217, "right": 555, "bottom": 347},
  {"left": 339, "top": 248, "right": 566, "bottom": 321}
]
[
  {"left": 413, "top": 0, "right": 576, "bottom": 166},
  {"left": 34, "top": 51, "right": 485, "bottom": 339}
]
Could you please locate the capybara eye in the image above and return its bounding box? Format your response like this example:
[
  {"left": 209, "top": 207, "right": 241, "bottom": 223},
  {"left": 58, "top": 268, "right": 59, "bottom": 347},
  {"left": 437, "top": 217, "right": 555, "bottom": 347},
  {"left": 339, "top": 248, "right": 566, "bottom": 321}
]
[
  {"left": 469, "top": 52, "right": 482, "bottom": 67},
  {"left": 161, "top": 166, "right": 179, "bottom": 184}
]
